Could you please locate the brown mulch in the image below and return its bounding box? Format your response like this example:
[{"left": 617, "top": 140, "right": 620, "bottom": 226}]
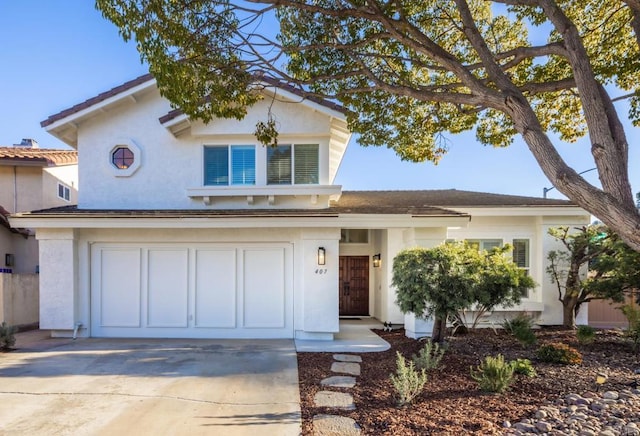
[{"left": 297, "top": 327, "right": 640, "bottom": 435}]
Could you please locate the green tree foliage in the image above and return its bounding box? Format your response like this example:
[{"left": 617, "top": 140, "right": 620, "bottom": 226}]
[
  {"left": 547, "top": 225, "right": 640, "bottom": 328},
  {"left": 96, "top": 0, "right": 640, "bottom": 250},
  {"left": 392, "top": 242, "right": 534, "bottom": 342}
]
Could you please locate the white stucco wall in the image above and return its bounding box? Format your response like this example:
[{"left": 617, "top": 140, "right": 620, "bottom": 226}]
[
  {"left": 76, "top": 88, "right": 342, "bottom": 210},
  {"left": 0, "top": 166, "right": 42, "bottom": 213},
  {"left": 0, "top": 273, "right": 39, "bottom": 326},
  {"left": 42, "top": 165, "right": 79, "bottom": 209},
  {"left": 36, "top": 226, "right": 341, "bottom": 338},
  {"left": 37, "top": 229, "right": 77, "bottom": 332},
  {"left": 447, "top": 213, "right": 590, "bottom": 326}
]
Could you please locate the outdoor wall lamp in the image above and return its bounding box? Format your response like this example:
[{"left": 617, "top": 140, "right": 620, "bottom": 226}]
[
  {"left": 5, "top": 253, "right": 14, "bottom": 267},
  {"left": 317, "top": 247, "right": 326, "bottom": 265},
  {"left": 373, "top": 253, "right": 381, "bottom": 268}
]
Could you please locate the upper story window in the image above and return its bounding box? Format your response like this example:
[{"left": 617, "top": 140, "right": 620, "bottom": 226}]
[
  {"left": 57, "top": 183, "right": 70, "bottom": 201},
  {"left": 204, "top": 145, "right": 256, "bottom": 186},
  {"left": 112, "top": 146, "right": 134, "bottom": 169},
  {"left": 267, "top": 144, "right": 319, "bottom": 185}
]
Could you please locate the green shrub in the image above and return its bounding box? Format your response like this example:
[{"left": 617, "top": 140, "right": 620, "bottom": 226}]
[
  {"left": 0, "top": 322, "right": 16, "bottom": 350},
  {"left": 621, "top": 304, "right": 640, "bottom": 351},
  {"left": 502, "top": 314, "right": 537, "bottom": 346},
  {"left": 412, "top": 340, "right": 446, "bottom": 370},
  {"left": 502, "top": 313, "right": 535, "bottom": 333},
  {"left": 536, "top": 343, "right": 583, "bottom": 365},
  {"left": 576, "top": 325, "right": 596, "bottom": 345},
  {"left": 390, "top": 352, "right": 427, "bottom": 406},
  {"left": 470, "top": 354, "right": 515, "bottom": 393},
  {"left": 510, "top": 358, "right": 537, "bottom": 377}
]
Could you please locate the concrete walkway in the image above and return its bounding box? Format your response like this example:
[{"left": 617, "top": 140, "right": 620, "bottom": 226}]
[
  {"left": 0, "top": 331, "right": 301, "bottom": 435},
  {"left": 295, "top": 319, "right": 390, "bottom": 353}
]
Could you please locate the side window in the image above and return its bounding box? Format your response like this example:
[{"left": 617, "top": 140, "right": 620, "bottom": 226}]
[
  {"left": 512, "top": 239, "right": 531, "bottom": 298},
  {"left": 512, "top": 239, "right": 530, "bottom": 270},
  {"left": 57, "top": 183, "right": 70, "bottom": 201}
]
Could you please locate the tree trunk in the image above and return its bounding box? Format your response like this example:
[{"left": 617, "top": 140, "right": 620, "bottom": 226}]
[
  {"left": 562, "top": 295, "right": 579, "bottom": 328},
  {"left": 431, "top": 315, "right": 448, "bottom": 343}
]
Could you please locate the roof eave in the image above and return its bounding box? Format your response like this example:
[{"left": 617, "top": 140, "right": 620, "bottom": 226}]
[{"left": 42, "top": 77, "right": 158, "bottom": 148}]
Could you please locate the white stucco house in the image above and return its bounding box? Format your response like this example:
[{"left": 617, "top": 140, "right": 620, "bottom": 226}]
[{"left": 11, "top": 74, "right": 590, "bottom": 340}]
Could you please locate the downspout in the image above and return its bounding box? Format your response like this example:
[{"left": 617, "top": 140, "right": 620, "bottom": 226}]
[{"left": 13, "top": 166, "right": 17, "bottom": 212}]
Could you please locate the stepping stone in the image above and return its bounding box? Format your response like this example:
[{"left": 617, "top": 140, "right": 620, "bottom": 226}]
[
  {"left": 321, "top": 375, "right": 357, "bottom": 388},
  {"left": 333, "top": 354, "right": 362, "bottom": 363},
  {"left": 331, "top": 361, "right": 361, "bottom": 376},
  {"left": 313, "top": 391, "right": 356, "bottom": 410},
  {"left": 313, "top": 414, "right": 361, "bottom": 435}
]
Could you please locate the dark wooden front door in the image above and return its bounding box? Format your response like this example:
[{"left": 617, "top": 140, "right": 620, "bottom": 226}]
[{"left": 339, "top": 256, "right": 369, "bottom": 316}]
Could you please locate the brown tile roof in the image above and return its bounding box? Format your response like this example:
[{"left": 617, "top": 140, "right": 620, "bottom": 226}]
[
  {"left": 0, "top": 205, "right": 29, "bottom": 237},
  {"left": 18, "top": 189, "right": 577, "bottom": 219},
  {"left": 42, "top": 72, "right": 345, "bottom": 128},
  {"left": 0, "top": 147, "right": 78, "bottom": 166},
  {"left": 22, "top": 203, "right": 465, "bottom": 218},
  {"left": 334, "top": 190, "right": 576, "bottom": 209},
  {"left": 41, "top": 73, "right": 154, "bottom": 128}
]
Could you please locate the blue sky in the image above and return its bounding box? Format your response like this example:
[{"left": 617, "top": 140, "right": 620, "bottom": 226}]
[{"left": 1, "top": 1, "right": 638, "bottom": 199}]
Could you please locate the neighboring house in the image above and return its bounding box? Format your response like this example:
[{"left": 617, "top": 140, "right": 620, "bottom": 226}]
[
  {"left": 11, "top": 74, "right": 590, "bottom": 339},
  {"left": 0, "top": 141, "right": 77, "bottom": 328},
  {"left": 0, "top": 140, "right": 78, "bottom": 274}
]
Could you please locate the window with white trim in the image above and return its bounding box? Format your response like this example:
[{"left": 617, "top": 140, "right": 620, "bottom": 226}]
[
  {"left": 57, "top": 183, "right": 70, "bottom": 201},
  {"left": 340, "top": 229, "right": 369, "bottom": 244},
  {"left": 512, "top": 239, "right": 531, "bottom": 297},
  {"left": 465, "top": 239, "right": 502, "bottom": 251},
  {"left": 204, "top": 145, "right": 256, "bottom": 186},
  {"left": 267, "top": 144, "right": 319, "bottom": 185}
]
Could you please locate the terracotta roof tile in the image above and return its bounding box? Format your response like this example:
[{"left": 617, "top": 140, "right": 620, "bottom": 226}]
[{"left": 0, "top": 147, "right": 78, "bottom": 166}]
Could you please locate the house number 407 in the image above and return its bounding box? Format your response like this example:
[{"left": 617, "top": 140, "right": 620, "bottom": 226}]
[{"left": 315, "top": 269, "right": 328, "bottom": 275}]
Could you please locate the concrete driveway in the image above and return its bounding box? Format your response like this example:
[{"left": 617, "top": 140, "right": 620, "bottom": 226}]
[{"left": 0, "top": 332, "right": 301, "bottom": 435}]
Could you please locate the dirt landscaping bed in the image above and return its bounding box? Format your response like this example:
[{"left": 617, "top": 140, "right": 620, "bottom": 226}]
[{"left": 297, "top": 327, "right": 640, "bottom": 435}]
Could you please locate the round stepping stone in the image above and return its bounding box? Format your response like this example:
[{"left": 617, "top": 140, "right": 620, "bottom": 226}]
[
  {"left": 313, "top": 414, "right": 361, "bottom": 435},
  {"left": 333, "top": 354, "right": 362, "bottom": 363},
  {"left": 321, "top": 375, "right": 356, "bottom": 388},
  {"left": 314, "top": 391, "right": 356, "bottom": 410},
  {"left": 331, "top": 361, "right": 361, "bottom": 376}
]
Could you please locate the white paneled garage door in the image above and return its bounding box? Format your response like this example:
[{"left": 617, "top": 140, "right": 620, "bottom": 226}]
[{"left": 90, "top": 243, "right": 293, "bottom": 338}]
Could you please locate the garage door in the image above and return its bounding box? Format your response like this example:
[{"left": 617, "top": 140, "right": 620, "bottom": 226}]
[{"left": 90, "top": 243, "right": 294, "bottom": 338}]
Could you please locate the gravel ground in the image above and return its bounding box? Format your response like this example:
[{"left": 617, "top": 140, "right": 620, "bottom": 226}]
[{"left": 297, "top": 327, "right": 640, "bottom": 435}]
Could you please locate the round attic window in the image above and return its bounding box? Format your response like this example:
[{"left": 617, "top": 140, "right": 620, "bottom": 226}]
[{"left": 112, "top": 147, "right": 134, "bottom": 169}]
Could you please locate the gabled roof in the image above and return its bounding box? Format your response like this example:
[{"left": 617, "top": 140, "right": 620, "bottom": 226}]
[
  {"left": 0, "top": 205, "right": 29, "bottom": 238},
  {"left": 159, "top": 76, "right": 345, "bottom": 125},
  {"left": 0, "top": 147, "right": 77, "bottom": 166},
  {"left": 42, "top": 73, "right": 346, "bottom": 130},
  {"left": 334, "top": 190, "right": 576, "bottom": 209},
  {"left": 41, "top": 74, "right": 154, "bottom": 128}
]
